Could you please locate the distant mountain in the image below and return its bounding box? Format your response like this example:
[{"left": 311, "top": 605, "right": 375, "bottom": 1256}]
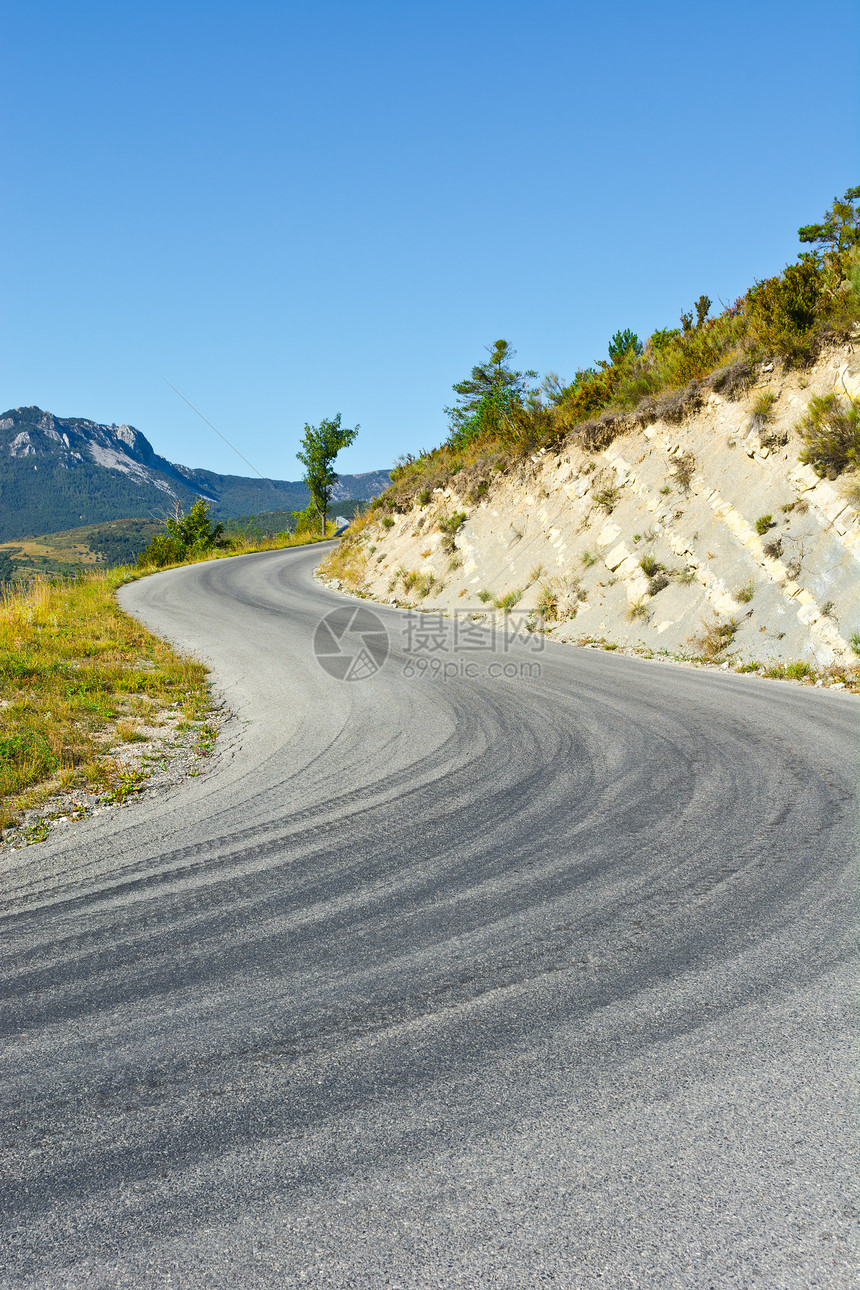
[{"left": 0, "top": 407, "right": 390, "bottom": 542}]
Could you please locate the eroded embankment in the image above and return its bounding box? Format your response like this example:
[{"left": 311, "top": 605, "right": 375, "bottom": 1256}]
[{"left": 322, "top": 345, "right": 860, "bottom": 682}]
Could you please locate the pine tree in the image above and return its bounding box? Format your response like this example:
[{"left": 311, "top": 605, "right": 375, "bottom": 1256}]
[
  {"left": 445, "top": 340, "right": 537, "bottom": 447},
  {"left": 799, "top": 185, "right": 860, "bottom": 258}
]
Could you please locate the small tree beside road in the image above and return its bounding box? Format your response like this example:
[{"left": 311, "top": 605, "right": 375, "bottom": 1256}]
[{"left": 296, "top": 414, "right": 359, "bottom": 535}]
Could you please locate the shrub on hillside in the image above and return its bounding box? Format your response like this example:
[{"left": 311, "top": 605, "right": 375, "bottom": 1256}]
[
  {"left": 138, "top": 499, "right": 226, "bottom": 568},
  {"left": 708, "top": 360, "right": 753, "bottom": 399},
  {"left": 552, "top": 365, "right": 620, "bottom": 426},
  {"left": 744, "top": 260, "right": 824, "bottom": 364},
  {"left": 798, "top": 393, "right": 860, "bottom": 477},
  {"left": 290, "top": 503, "right": 323, "bottom": 535}
]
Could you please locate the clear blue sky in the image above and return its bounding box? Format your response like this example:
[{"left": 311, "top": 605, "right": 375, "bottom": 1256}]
[{"left": 2, "top": 0, "right": 858, "bottom": 479}]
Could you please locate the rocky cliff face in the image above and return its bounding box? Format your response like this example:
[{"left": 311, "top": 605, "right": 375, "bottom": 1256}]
[
  {"left": 1, "top": 406, "right": 208, "bottom": 493},
  {"left": 322, "top": 345, "right": 860, "bottom": 675}
]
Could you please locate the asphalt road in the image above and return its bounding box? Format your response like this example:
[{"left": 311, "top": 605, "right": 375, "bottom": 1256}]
[{"left": 1, "top": 543, "right": 858, "bottom": 1288}]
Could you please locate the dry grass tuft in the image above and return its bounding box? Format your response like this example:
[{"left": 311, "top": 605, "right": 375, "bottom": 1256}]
[
  {"left": 671, "top": 451, "right": 696, "bottom": 492},
  {"left": 658, "top": 382, "right": 703, "bottom": 424},
  {"left": 690, "top": 615, "right": 739, "bottom": 660},
  {"left": 707, "top": 361, "right": 753, "bottom": 400},
  {"left": 319, "top": 534, "right": 369, "bottom": 589}
]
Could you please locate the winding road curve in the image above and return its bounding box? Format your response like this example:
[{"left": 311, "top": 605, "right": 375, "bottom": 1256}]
[{"left": 1, "top": 544, "right": 858, "bottom": 1287}]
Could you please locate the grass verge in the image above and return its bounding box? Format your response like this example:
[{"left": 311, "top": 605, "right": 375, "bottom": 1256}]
[
  {"left": 0, "top": 531, "right": 330, "bottom": 839},
  {"left": 0, "top": 569, "right": 211, "bottom": 837}
]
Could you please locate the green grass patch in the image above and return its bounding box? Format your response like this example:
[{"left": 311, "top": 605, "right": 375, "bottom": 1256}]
[
  {"left": 0, "top": 570, "right": 213, "bottom": 834},
  {"left": 763, "top": 660, "right": 815, "bottom": 680}
]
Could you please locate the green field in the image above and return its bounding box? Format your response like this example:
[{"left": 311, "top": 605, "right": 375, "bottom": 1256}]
[{"left": 0, "top": 517, "right": 163, "bottom": 583}]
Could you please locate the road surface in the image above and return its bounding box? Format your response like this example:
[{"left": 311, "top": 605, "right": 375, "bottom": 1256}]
[{"left": 1, "top": 543, "right": 858, "bottom": 1287}]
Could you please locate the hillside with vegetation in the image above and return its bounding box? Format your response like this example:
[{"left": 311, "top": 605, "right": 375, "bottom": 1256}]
[
  {"left": 372, "top": 188, "right": 860, "bottom": 505},
  {"left": 322, "top": 188, "right": 860, "bottom": 682}
]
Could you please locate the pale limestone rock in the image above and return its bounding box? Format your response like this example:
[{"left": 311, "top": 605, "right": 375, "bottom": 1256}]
[
  {"left": 597, "top": 521, "right": 621, "bottom": 547},
  {"left": 605, "top": 544, "right": 629, "bottom": 571},
  {"left": 797, "top": 602, "right": 821, "bottom": 626},
  {"left": 626, "top": 576, "right": 650, "bottom": 602}
]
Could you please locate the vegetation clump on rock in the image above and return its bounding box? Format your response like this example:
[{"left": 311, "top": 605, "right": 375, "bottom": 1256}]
[{"left": 797, "top": 392, "right": 860, "bottom": 478}]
